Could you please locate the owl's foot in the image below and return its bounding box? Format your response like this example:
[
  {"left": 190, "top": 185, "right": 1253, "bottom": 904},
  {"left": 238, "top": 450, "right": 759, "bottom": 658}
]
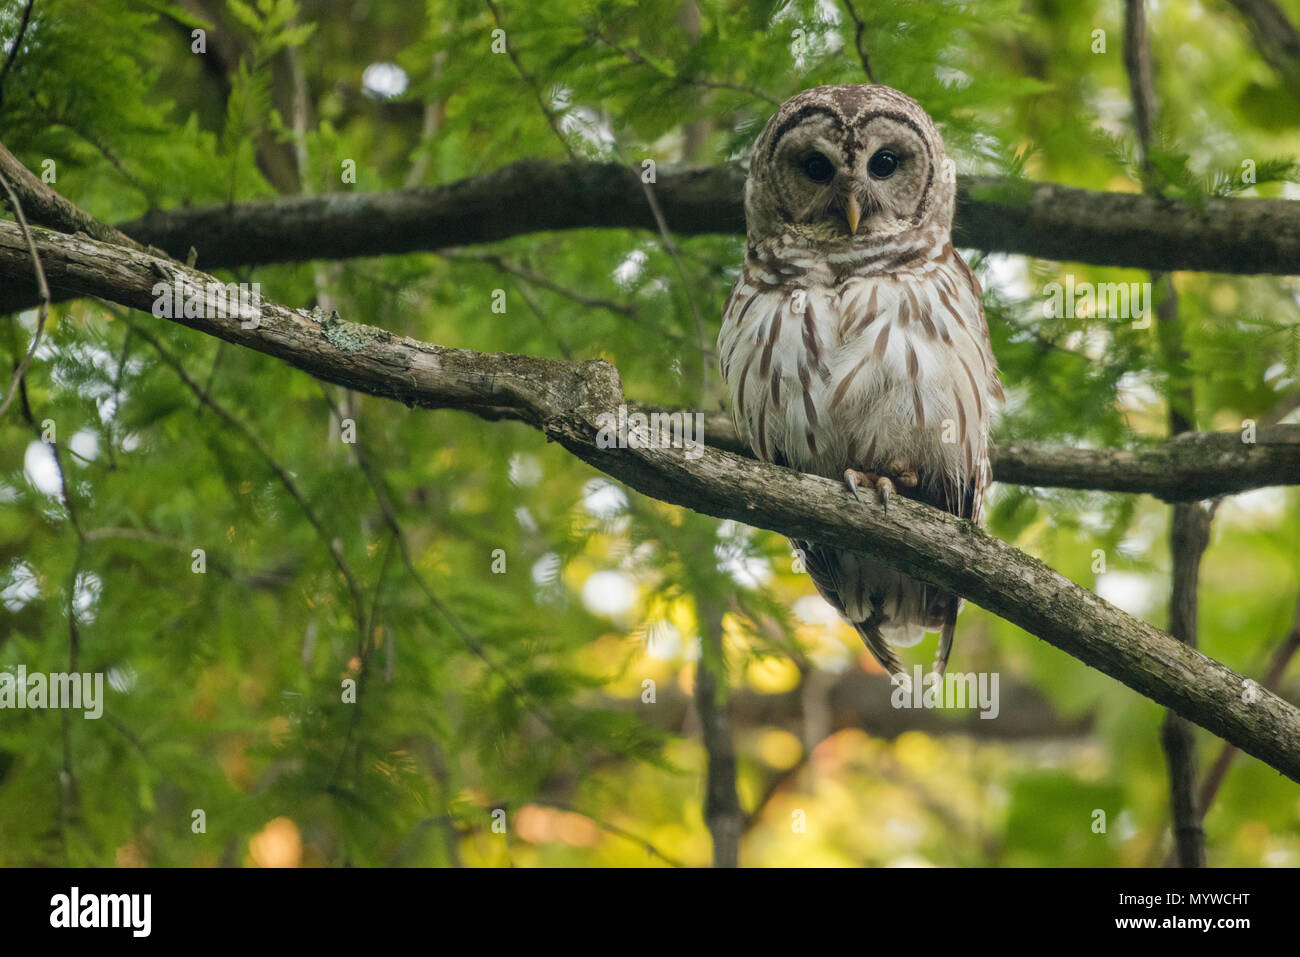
[
  {"left": 884, "top": 460, "right": 920, "bottom": 489},
  {"left": 844, "top": 463, "right": 918, "bottom": 513},
  {"left": 844, "top": 468, "right": 895, "bottom": 512}
]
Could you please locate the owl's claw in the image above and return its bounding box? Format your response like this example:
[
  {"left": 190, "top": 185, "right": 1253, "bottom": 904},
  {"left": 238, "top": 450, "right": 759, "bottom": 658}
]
[
  {"left": 844, "top": 468, "right": 895, "bottom": 512},
  {"left": 876, "top": 476, "right": 895, "bottom": 511}
]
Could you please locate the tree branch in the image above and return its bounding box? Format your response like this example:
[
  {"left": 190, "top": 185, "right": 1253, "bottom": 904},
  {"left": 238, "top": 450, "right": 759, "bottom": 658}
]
[
  {"left": 1125, "top": 0, "right": 1209, "bottom": 867},
  {"left": 1224, "top": 0, "right": 1300, "bottom": 103},
  {"left": 665, "top": 408, "right": 1300, "bottom": 501},
  {"left": 694, "top": 596, "right": 742, "bottom": 867},
  {"left": 112, "top": 166, "right": 1300, "bottom": 275},
  {"left": 3, "top": 220, "right": 1300, "bottom": 783},
  {"left": 5, "top": 157, "right": 1300, "bottom": 315}
]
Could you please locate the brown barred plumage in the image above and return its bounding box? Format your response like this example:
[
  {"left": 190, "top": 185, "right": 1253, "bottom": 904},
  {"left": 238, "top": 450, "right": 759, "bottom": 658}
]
[{"left": 719, "top": 85, "right": 1003, "bottom": 678}]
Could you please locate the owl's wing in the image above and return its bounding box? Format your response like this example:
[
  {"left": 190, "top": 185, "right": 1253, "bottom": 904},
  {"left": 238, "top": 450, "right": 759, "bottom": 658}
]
[
  {"left": 933, "top": 249, "right": 1002, "bottom": 673},
  {"left": 948, "top": 250, "right": 1004, "bottom": 527}
]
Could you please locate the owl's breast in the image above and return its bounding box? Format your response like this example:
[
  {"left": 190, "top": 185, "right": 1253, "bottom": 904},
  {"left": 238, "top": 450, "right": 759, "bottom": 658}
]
[{"left": 719, "top": 261, "right": 996, "bottom": 502}]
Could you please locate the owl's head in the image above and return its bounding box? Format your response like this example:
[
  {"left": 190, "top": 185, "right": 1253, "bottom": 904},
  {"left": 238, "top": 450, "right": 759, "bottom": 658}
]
[{"left": 744, "top": 84, "right": 956, "bottom": 245}]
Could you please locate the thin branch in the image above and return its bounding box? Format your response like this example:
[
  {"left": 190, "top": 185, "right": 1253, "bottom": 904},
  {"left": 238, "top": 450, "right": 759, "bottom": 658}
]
[
  {"left": 82, "top": 525, "right": 296, "bottom": 588},
  {"left": 529, "top": 801, "right": 685, "bottom": 867},
  {"left": 1125, "top": 0, "right": 1208, "bottom": 868},
  {"left": 35, "top": 96, "right": 149, "bottom": 198},
  {"left": 632, "top": 163, "right": 710, "bottom": 399},
  {"left": 328, "top": 531, "right": 397, "bottom": 791},
  {"left": 1161, "top": 501, "right": 1214, "bottom": 868},
  {"left": 1123, "top": 0, "right": 1157, "bottom": 175},
  {"left": 1224, "top": 0, "right": 1300, "bottom": 103},
  {"left": 439, "top": 249, "right": 705, "bottom": 350},
  {"left": 314, "top": 385, "right": 630, "bottom": 770},
  {"left": 484, "top": 0, "right": 577, "bottom": 161},
  {"left": 840, "top": 0, "right": 879, "bottom": 83},
  {"left": 0, "top": 165, "right": 49, "bottom": 417},
  {"left": 1197, "top": 595, "right": 1300, "bottom": 816},
  {"left": 694, "top": 595, "right": 743, "bottom": 867},
  {"left": 127, "top": 320, "right": 369, "bottom": 639},
  {"left": 506, "top": 274, "right": 575, "bottom": 359},
  {"left": 587, "top": 28, "right": 781, "bottom": 106},
  {"left": 0, "top": 0, "right": 36, "bottom": 110}
]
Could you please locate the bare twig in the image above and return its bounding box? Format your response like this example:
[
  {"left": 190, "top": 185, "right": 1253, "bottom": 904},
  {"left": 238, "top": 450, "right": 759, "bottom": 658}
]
[
  {"left": 314, "top": 385, "right": 628, "bottom": 770},
  {"left": 840, "top": 0, "right": 879, "bottom": 83},
  {"left": 440, "top": 249, "right": 709, "bottom": 352},
  {"left": 1197, "top": 595, "right": 1300, "bottom": 816},
  {"left": 608, "top": 139, "right": 710, "bottom": 401},
  {"left": 0, "top": 0, "right": 36, "bottom": 110},
  {"left": 484, "top": 0, "right": 577, "bottom": 160},
  {"left": 588, "top": 28, "right": 780, "bottom": 106},
  {"left": 529, "top": 801, "right": 685, "bottom": 867},
  {"left": 0, "top": 166, "right": 49, "bottom": 417},
  {"left": 127, "top": 320, "right": 368, "bottom": 639},
  {"left": 1224, "top": 0, "right": 1300, "bottom": 102}
]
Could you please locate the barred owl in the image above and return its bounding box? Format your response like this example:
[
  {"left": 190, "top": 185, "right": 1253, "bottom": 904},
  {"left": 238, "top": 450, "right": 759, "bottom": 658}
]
[{"left": 718, "top": 85, "right": 1003, "bottom": 678}]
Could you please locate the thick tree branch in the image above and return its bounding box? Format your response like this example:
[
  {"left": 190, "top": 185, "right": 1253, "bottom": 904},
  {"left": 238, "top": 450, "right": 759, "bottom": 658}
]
[
  {"left": 4, "top": 157, "right": 1300, "bottom": 316},
  {"left": 112, "top": 165, "right": 1300, "bottom": 275},
  {"left": 3, "top": 221, "right": 1300, "bottom": 783}
]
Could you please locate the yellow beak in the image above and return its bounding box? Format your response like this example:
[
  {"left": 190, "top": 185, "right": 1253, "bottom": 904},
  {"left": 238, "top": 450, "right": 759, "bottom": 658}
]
[{"left": 845, "top": 195, "right": 862, "bottom": 236}]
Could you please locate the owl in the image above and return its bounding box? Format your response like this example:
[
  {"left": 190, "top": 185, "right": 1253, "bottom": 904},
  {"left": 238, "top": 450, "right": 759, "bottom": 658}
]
[{"left": 718, "top": 85, "right": 1003, "bottom": 679}]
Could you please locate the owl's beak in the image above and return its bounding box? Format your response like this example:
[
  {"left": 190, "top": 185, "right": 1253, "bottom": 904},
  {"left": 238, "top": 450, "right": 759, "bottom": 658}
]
[{"left": 844, "top": 195, "right": 862, "bottom": 236}]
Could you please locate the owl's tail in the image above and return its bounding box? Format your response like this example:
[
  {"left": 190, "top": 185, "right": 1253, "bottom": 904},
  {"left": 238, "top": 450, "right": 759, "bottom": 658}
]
[
  {"left": 934, "top": 598, "right": 959, "bottom": 677},
  {"left": 854, "top": 612, "right": 905, "bottom": 682},
  {"left": 797, "top": 538, "right": 959, "bottom": 686}
]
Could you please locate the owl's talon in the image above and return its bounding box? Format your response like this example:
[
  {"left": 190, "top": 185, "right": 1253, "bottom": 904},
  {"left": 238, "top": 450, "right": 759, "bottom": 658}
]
[
  {"left": 844, "top": 469, "right": 894, "bottom": 512},
  {"left": 843, "top": 468, "right": 873, "bottom": 504},
  {"left": 877, "top": 476, "right": 894, "bottom": 512}
]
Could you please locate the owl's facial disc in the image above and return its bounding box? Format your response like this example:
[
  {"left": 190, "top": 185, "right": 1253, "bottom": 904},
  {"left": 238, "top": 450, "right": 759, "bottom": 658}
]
[{"left": 752, "top": 100, "right": 941, "bottom": 243}]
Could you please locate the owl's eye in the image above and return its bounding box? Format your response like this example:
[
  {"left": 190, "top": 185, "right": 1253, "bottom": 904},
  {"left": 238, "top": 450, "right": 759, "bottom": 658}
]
[
  {"left": 801, "top": 152, "right": 835, "bottom": 184},
  {"left": 868, "top": 149, "right": 899, "bottom": 179}
]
